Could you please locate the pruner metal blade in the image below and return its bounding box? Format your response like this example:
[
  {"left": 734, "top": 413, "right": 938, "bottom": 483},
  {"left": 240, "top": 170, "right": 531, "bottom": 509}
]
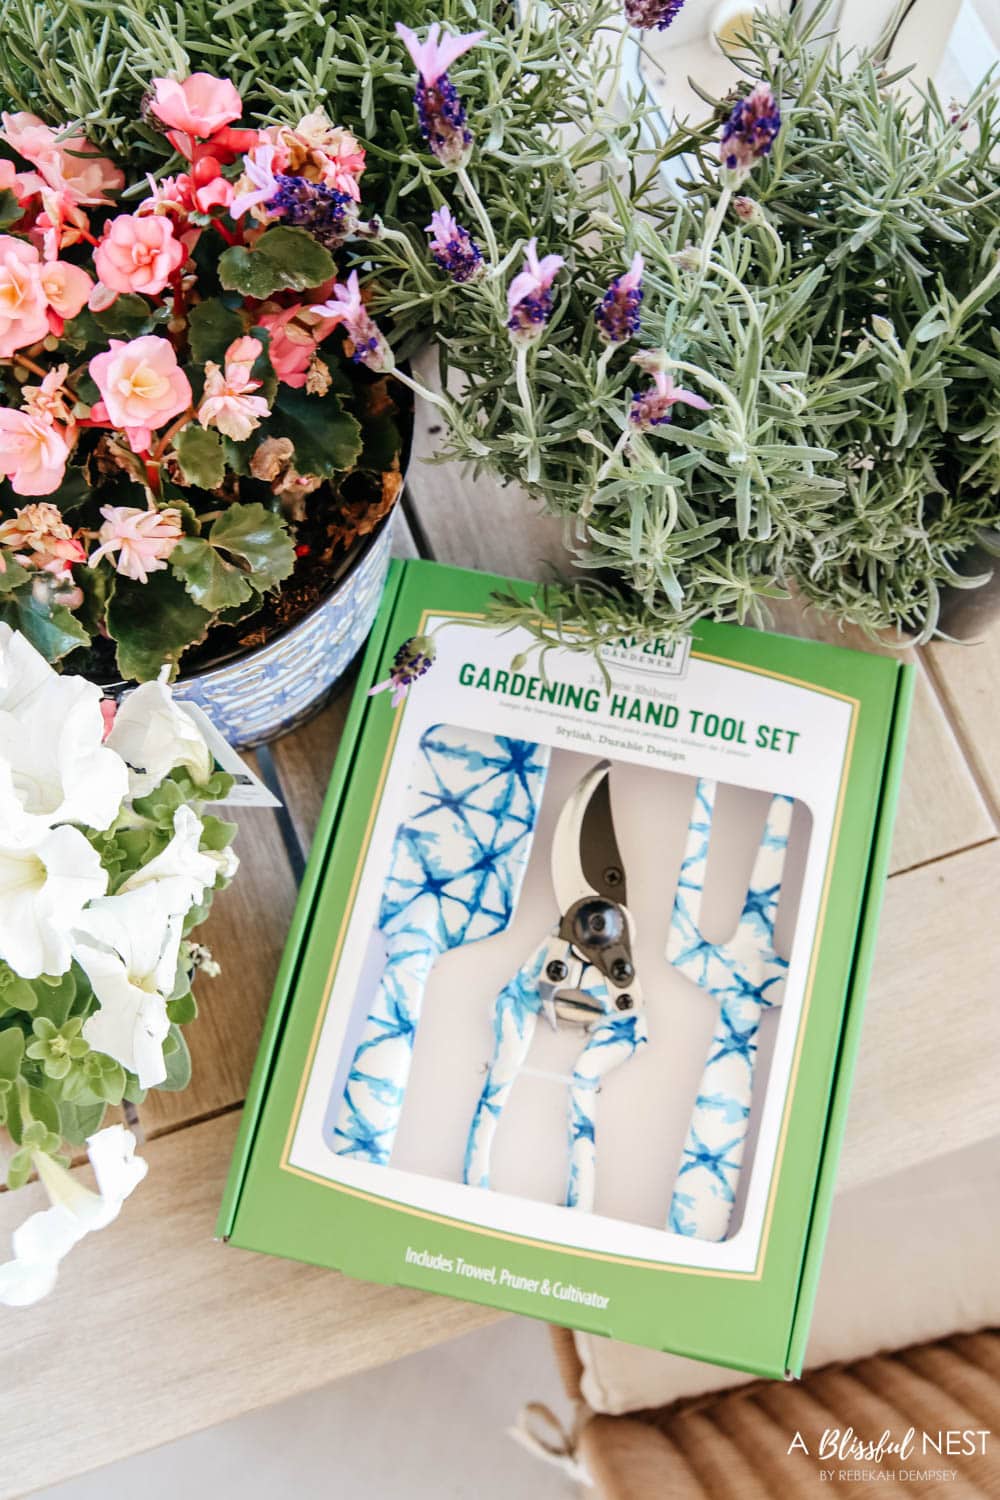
[
  {"left": 546, "top": 761, "right": 641, "bottom": 1029},
  {"left": 551, "top": 760, "right": 626, "bottom": 913}
]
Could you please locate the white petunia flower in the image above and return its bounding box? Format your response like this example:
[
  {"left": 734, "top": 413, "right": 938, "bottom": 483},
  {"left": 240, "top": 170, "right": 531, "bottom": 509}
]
[
  {"left": 118, "top": 804, "right": 227, "bottom": 914},
  {"left": 73, "top": 886, "right": 183, "bottom": 1087},
  {"left": 106, "top": 679, "right": 214, "bottom": 797},
  {"left": 0, "top": 824, "right": 108, "bottom": 978},
  {"left": 0, "top": 1125, "right": 147, "bottom": 1307},
  {"left": 0, "top": 640, "right": 127, "bottom": 846},
  {"left": 0, "top": 622, "right": 57, "bottom": 717}
]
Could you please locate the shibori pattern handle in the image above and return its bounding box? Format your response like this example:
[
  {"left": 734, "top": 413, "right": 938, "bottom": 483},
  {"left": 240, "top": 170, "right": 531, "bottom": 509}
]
[
  {"left": 566, "top": 1008, "right": 649, "bottom": 1211},
  {"left": 463, "top": 934, "right": 647, "bottom": 1212},
  {"left": 666, "top": 779, "right": 794, "bottom": 1241},
  {"left": 333, "top": 725, "right": 550, "bottom": 1165}
]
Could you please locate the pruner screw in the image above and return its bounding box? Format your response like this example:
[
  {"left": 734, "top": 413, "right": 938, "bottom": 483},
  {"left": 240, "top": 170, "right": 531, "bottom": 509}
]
[
  {"left": 615, "top": 994, "right": 633, "bottom": 1011},
  {"left": 546, "top": 959, "right": 569, "bottom": 983},
  {"left": 603, "top": 866, "right": 623, "bottom": 888}
]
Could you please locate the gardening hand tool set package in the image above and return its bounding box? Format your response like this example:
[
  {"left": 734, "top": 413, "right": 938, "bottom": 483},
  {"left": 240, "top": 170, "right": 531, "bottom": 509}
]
[{"left": 220, "top": 561, "right": 913, "bottom": 1379}]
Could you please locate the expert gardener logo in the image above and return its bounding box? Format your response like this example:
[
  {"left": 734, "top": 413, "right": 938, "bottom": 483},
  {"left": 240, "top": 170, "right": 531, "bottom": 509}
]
[
  {"left": 787, "top": 1426, "right": 991, "bottom": 1484},
  {"left": 600, "top": 634, "right": 692, "bottom": 678}
]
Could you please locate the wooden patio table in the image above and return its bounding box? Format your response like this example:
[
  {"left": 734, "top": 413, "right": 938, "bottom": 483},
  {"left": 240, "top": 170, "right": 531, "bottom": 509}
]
[{"left": 6, "top": 383, "right": 1000, "bottom": 1495}]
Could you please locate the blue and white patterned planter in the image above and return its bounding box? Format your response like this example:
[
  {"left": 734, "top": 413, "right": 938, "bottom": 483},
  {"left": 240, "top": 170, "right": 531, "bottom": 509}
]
[{"left": 173, "top": 513, "right": 395, "bottom": 749}]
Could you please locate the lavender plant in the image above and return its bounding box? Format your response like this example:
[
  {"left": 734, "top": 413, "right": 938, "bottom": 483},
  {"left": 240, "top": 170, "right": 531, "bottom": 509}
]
[{"left": 367, "top": 2, "right": 1000, "bottom": 647}]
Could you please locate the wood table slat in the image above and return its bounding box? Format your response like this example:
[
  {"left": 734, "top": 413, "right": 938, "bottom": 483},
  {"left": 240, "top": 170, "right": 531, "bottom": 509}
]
[
  {"left": 268, "top": 684, "right": 354, "bottom": 854},
  {"left": 765, "top": 600, "right": 997, "bottom": 873},
  {"left": 925, "top": 630, "right": 1000, "bottom": 822},
  {"left": 837, "top": 837, "right": 1000, "bottom": 1193},
  {"left": 2, "top": 1110, "right": 498, "bottom": 1500}
]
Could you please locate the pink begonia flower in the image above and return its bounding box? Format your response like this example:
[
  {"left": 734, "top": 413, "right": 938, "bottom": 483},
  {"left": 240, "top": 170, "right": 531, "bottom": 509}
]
[
  {"left": 36, "top": 190, "right": 93, "bottom": 258},
  {"left": 89, "top": 505, "right": 184, "bottom": 583},
  {"left": 0, "top": 501, "right": 84, "bottom": 575},
  {"left": 198, "top": 335, "right": 271, "bottom": 441},
  {"left": 230, "top": 143, "right": 279, "bottom": 220},
  {"left": 148, "top": 75, "right": 243, "bottom": 140},
  {"left": 137, "top": 173, "right": 191, "bottom": 216},
  {"left": 257, "top": 301, "right": 338, "bottom": 388},
  {"left": 190, "top": 171, "right": 234, "bottom": 214},
  {"left": 37, "top": 259, "right": 93, "bottom": 333},
  {"left": 88, "top": 336, "right": 192, "bottom": 454},
  {"left": 0, "top": 236, "right": 48, "bottom": 356},
  {"left": 0, "top": 412, "right": 73, "bottom": 498},
  {"left": 395, "top": 22, "right": 485, "bottom": 87},
  {"left": 0, "top": 112, "right": 59, "bottom": 169},
  {"left": 94, "top": 214, "right": 186, "bottom": 297},
  {"left": 135, "top": 168, "right": 231, "bottom": 221},
  {"left": 23, "top": 365, "right": 74, "bottom": 425},
  {"left": 0, "top": 112, "right": 122, "bottom": 205},
  {"left": 311, "top": 129, "right": 366, "bottom": 199},
  {"left": 0, "top": 158, "right": 44, "bottom": 208},
  {"left": 313, "top": 271, "right": 395, "bottom": 373}
]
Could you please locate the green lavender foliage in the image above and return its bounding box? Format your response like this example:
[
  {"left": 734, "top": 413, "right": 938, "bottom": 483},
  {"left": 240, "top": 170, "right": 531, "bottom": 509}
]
[{"left": 367, "top": 2, "right": 1000, "bottom": 646}]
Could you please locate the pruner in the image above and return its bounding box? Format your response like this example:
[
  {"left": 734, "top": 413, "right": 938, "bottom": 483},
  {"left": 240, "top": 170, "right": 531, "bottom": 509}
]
[{"left": 463, "top": 760, "right": 648, "bottom": 1212}]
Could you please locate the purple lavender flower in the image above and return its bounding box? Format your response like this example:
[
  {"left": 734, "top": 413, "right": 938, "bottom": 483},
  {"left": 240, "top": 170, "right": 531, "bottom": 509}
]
[
  {"left": 426, "top": 205, "right": 484, "bottom": 282},
  {"left": 396, "top": 22, "right": 485, "bottom": 169},
  {"left": 313, "top": 271, "right": 395, "bottom": 373},
  {"left": 720, "top": 82, "right": 782, "bottom": 178},
  {"left": 596, "top": 252, "right": 644, "bottom": 344},
  {"left": 623, "top": 0, "right": 685, "bottom": 31},
  {"left": 628, "top": 355, "right": 712, "bottom": 431},
  {"left": 368, "top": 635, "right": 436, "bottom": 707},
  {"left": 264, "top": 175, "right": 359, "bottom": 249},
  {"left": 507, "top": 239, "right": 565, "bottom": 344}
]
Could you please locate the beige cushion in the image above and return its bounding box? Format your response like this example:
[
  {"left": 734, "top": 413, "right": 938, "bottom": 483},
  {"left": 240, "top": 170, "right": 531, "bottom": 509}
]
[{"left": 576, "top": 1136, "right": 1000, "bottom": 1414}]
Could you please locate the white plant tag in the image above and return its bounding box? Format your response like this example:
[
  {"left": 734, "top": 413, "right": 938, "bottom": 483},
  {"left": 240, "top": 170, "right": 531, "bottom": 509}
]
[{"left": 182, "top": 703, "right": 281, "bottom": 808}]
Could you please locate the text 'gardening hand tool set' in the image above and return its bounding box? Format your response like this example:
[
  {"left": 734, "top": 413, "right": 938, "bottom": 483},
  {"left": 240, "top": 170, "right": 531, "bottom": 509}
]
[{"left": 334, "top": 724, "right": 796, "bottom": 1242}]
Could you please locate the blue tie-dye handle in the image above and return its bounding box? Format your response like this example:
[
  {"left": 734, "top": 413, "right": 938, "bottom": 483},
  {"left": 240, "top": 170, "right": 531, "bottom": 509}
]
[
  {"left": 463, "top": 940, "right": 550, "bottom": 1194},
  {"left": 464, "top": 934, "right": 646, "bottom": 1212},
  {"left": 566, "top": 1010, "right": 649, "bottom": 1211},
  {"left": 333, "top": 726, "right": 550, "bottom": 1167},
  {"left": 331, "top": 930, "right": 436, "bottom": 1163},
  {"left": 667, "top": 780, "right": 794, "bottom": 1241}
]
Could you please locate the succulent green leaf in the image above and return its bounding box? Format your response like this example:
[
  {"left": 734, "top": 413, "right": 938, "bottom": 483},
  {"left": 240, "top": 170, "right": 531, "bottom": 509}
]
[
  {"left": 167, "top": 992, "right": 198, "bottom": 1025},
  {"left": 58, "top": 1098, "right": 108, "bottom": 1145},
  {"left": 0, "top": 1026, "right": 25, "bottom": 1081},
  {"left": 159, "top": 1025, "right": 192, "bottom": 1091}
]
